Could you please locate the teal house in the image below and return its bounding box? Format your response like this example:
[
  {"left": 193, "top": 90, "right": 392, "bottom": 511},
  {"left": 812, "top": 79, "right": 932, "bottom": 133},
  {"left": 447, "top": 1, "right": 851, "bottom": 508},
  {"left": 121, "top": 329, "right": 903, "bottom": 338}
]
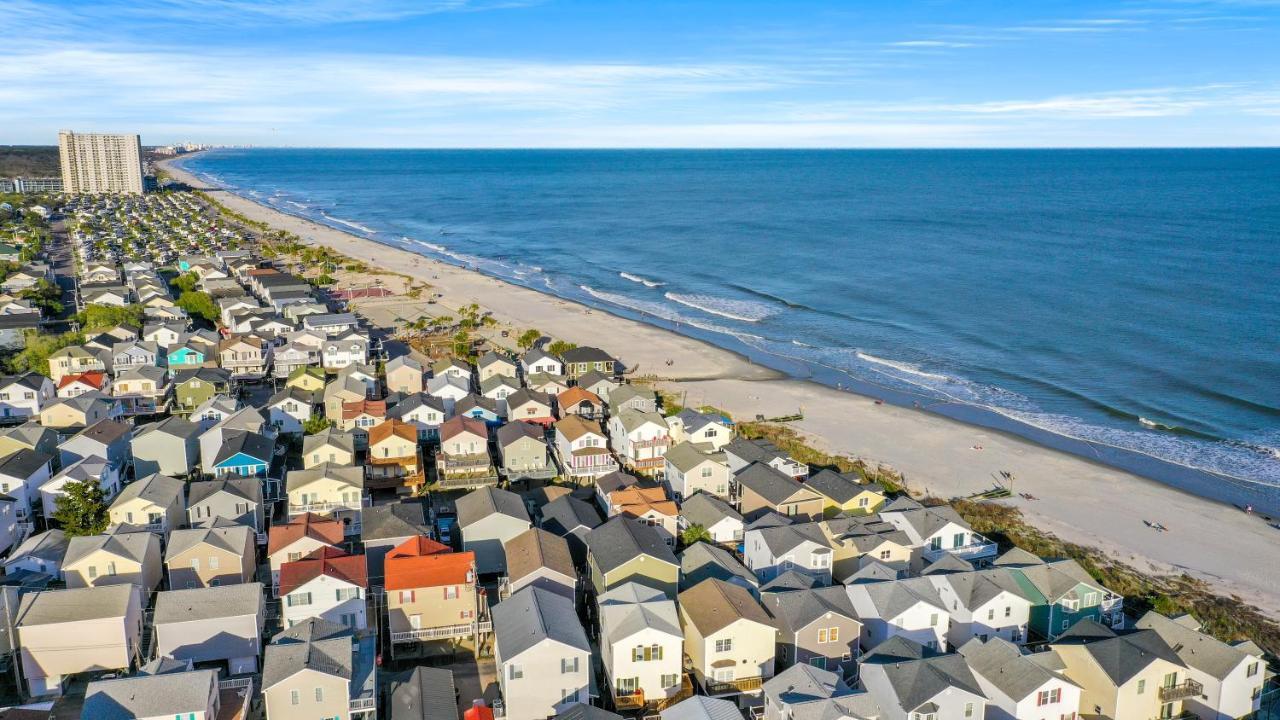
[
  {"left": 211, "top": 430, "right": 274, "bottom": 478},
  {"left": 168, "top": 344, "right": 208, "bottom": 371},
  {"left": 996, "top": 549, "right": 1124, "bottom": 641}
]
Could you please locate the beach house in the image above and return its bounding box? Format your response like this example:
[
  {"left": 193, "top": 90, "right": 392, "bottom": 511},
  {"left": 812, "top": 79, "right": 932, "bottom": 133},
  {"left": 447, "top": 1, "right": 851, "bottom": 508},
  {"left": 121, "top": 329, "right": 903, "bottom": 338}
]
[
  {"left": 735, "top": 463, "right": 824, "bottom": 521},
  {"left": 384, "top": 537, "right": 482, "bottom": 645},
  {"left": 165, "top": 524, "right": 256, "bottom": 588},
  {"left": 679, "top": 578, "right": 777, "bottom": 699},
  {"left": 456, "top": 486, "right": 531, "bottom": 576},
  {"left": 846, "top": 577, "right": 951, "bottom": 652},
  {"left": 493, "top": 586, "right": 593, "bottom": 720},
  {"left": 279, "top": 547, "right": 369, "bottom": 630},
  {"left": 554, "top": 415, "right": 618, "bottom": 483},
  {"left": 497, "top": 420, "right": 555, "bottom": 481},
  {"left": 267, "top": 512, "right": 345, "bottom": 589},
  {"left": 1049, "top": 620, "right": 1192, "bottom": 720},
  {"left": 153, "top": 583, "right": 266, "bottom": 674},
  {"left": 764, "top": 585, "right": 862, "bottom": 676},
  {"left": 16, "top": 585, "right": 143, "bottom": 697},
  {"left": 609, "top": 409, "right": 673, "bottom": 476},
  {"left": 805, "top": 470, "right": 886, "bottom": 518},
  {"left": 108, "top": 472, "right": 186, "bottom": 537},
  {"left": 958, "top": 637, "right": 1083, "bottom": 720},
  {"left": 437, "top": 416, "right": 498, "bottom": 488},
  {"left": 63, "top": 530, "right": 163, "bottom": 592},
  {"left": 858, "top": 637, "right": 987, "bottom": 720},
  {"left": 599, "top": 582, "right": 686, "bottom": 710},
  {"left": 286, "top": 463, "right": 366, "bottom": 535},
  {"left": 586, "top": 516, "right": 680, "bottom": 599}
]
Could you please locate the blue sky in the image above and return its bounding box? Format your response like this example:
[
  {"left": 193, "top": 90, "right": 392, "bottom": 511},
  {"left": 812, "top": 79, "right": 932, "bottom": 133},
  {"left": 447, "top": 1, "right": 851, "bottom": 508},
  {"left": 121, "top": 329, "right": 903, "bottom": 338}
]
[{"left": 3, "top": 0, "right": 1278, "bottom": 147}]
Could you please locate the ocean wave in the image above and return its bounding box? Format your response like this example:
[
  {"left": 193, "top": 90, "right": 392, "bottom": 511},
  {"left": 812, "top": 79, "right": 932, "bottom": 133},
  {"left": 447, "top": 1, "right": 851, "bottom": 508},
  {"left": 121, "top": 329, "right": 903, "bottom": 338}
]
[
  {"left": 855, "top": 351, "right": 953, "bottom": 383},
  {"left": 620, "top": 271, "right": 664, "bottom": 288},
  {"left": 664, "top": 292, "right": 776, "bottom": 322},
  {"left": 1139, "top": 416, "right": 1176, "bottom": 431},
  {"left": 579, "top": 286, "right": 762, "bottom": 342},
  {"left": 320, "top": 213, "right": 378, "bottom": 235}
]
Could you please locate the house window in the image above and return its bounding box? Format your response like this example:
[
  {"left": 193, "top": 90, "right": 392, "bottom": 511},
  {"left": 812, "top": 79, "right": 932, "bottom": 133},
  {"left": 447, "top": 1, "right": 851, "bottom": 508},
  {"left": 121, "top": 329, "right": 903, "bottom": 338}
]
[
  {"left": 700, "top": 467, "right": 712, "bottom": 478},
  {"left": 661, "top": 674, "right": 679, "bottom": 688},
  {"left": 858, "top": 497, "right": 869, "bottom": 507},
  {"left": 929, "top": 613, "right": 939, "bottom": 626},
  {"left": 1037, "top": 688, "right": 1061, "bottom": 706},
  {"left": 315, "top": 687, "right": 324, "bottom": 702},
  {"left": 400, "top": 590, "right": 416, "bottom": 603},
  {"left": 444, "top": 585, "right": 459, "bottom": 600},
  {"left": 715, "top": 638, "right": 732, "bottom": 653},
  {"left": 879, "top": 549, "right": 892, "bottom": 560},
  {"left": 1248, "top": 661, "right": 1260, "bottom": 677},
  {"left": 190, "top": 559, "right": 201, "bottom": 571},
  {"left": 287, "top": 592, "right": 312, "bottom": 607},
  {"left": 912, "top": 713, "right": 935, "bottom": 720},
  {"left": 290, "top": 690, "right": 300, "bottom": 706},
  {"left": 988, "top": 608, "right": 995, "bottom": 621},
  {"left": 509, "top": 664, "right": 523, "bottom": 680},
  {"left": 288, "top": 552, "right": 303, "bottom": 562},
  {"left": 209, "top": 556, "right": 219, "bottom": 570},
  {"left": 337, "top": 587, "right": 360, "bottom": 601},
  {"left": 561, "top": 657, "right": 579, "bottom": 674},
  {"left": 106, "top": 561, "right": 117, "bottom": 576},
  {"left": 964, "top": 703, "right": 974, "bottom": 718},
  {"left": 88, "top": 565, "right": 98, "bottom": 579},
  {"left": 1137, "top": 679, "right": 1146, "bottom": 695}
]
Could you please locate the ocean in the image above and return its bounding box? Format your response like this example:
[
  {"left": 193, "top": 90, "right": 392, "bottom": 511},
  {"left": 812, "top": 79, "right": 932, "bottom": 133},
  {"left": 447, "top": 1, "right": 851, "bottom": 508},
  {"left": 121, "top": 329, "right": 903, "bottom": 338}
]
[{"left": 175, "top": 148, "right": 1280, "bottom": 512}]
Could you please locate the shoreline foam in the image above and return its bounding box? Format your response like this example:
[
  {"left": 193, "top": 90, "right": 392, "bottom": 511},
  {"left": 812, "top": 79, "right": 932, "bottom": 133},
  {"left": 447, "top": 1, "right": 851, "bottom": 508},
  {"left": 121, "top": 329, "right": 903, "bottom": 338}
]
[{"left": 162, "top": 156, "right": 1280, "bottom": 616}]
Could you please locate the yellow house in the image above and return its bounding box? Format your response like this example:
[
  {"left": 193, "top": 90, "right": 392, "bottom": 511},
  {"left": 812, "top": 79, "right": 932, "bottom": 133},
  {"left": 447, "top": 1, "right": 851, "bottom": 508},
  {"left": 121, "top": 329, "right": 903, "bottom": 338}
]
[
  {"left": 285, "top": 463, "right": 365, "bottom": 534},
  {"left": 286, "top": 366, "right": 327, "bottom": 393},
  {"left": 679, "top": 578, "right": 777, "bottom": 697},
  {"left": 301, "top": 428, "right": 356, "bottom": 469},
  {"left": 821, "top": 515, "right": 915, "bottom": 581},
  {"left": 107, "top": 473, "right": 186, "bottom": 537},
  {"left": 805, "top": 469, "right": 886, "bottom": 518},
  {"left": 63, "top": 531, "right": 163, "bottom": 593},
  {"left": 1051, "top": 620, "right": 1193, "bottom": 720}
]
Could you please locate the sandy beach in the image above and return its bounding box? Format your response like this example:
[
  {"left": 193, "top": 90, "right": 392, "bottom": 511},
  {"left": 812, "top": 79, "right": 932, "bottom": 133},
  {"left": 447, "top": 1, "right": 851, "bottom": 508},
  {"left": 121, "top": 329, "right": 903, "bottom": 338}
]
[{"left": 162, "top": 158, "right": 1280, "bottom": 616}]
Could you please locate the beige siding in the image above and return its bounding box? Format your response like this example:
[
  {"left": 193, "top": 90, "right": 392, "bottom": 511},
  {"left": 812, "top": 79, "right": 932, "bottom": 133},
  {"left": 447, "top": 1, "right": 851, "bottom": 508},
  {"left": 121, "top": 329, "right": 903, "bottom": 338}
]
[{"left": 387, "top": 582, "right": 480, "bottom": 634}]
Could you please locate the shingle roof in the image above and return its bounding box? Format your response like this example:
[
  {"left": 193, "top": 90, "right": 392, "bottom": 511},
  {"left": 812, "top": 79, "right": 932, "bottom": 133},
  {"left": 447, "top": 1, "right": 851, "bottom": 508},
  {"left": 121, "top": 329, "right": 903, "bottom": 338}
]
[
  {"left": 212, "top": 429, "right": 273, "bottom": 465},
  {"left": 278, "top": 548, "right": 368, "bottom": 595},
  {"left": 134, "top": 415, "right": 199, "bottom": 440},
  {"left": 302, "top": 427, "right": 356, "bottom": 455},
  {"left": 186, "top": 475, "right": 261, "bottom": 506},
  {"left": 659, "top": 696, "right": 742, "bottom": 720},
  {"left": 384, "top": 539, "right": 473, "bottom": 591},
  {"left": 679, "top": 542, "right": 758, "bottom": 591},
  {"left": 16, "top": 584, "right": 136, "bottom": 626},
  {"left": 4, "top": 529, "right": 68, "bottom": 566},
  {"left": 847, "top": 577, "right": 946, "bottom": 619},
  {"left": 957, "top": 637, "right": 1077, "bottom": 701},
  {"left": 493, "top": 585, "right": 590, "bottom": 660},
  {"left": 664, "top": 441, "right": 725, "bottom": 474},
  {"left": 262, "top": 618, "right": 353, "bottom": 689},
  {"left": 83, "top": 669, "right": 218, "bottom": 720},
  {"left": 586, "top": 516, "right": 677, "bottom": 574},
  {"left": 1134, "top": 611, "right": 1263, "bottom": 680},
  {"left": 804, "top": 469, "right": 877, "bottom": 505},
  {"left": 763, "top": 662, "right": 849, "bottom": 708},
  {"left": 556, "top": 704, "right": 622, "bottom": 720},
  {"left": 496, "top": 420, "right": 546, "bottom": 447},
  {"left": 153, "top": 582, "right": 263, "bottom": 623},
  {"left": 165, "top": 524, "right": 253, "bottom": 560},
  {"left": 736, "top": 462, "right": 813, "bottom": 505},
  {"left": 112, "top": 472, "right": 184, "bottom": 507},
  {"left": 678, "top": 492, "right": 742, "bottom": 529},
  {"left": 0, "top": 448, "right": 52, "bottom": 479},
  {"left": 1052, "top": 620, "right": 1186, "bottom": 685},
  {"left": 504, "top": 528, "right": 575, "bottom": 584},
  {"left": 599, "top": 582, "right": 682, "bottom": 641},
  {"left": 440, "top": 415, "right": 489, "bottom": 442},
  {"left": 861, "top": 637, "right": 986, "bottom": 712},
  {"left": 285, "top": 463, "right": 364, "bottom": 492},
  {"left": 539, "top": 496, "right": 602, "bottom": 537},
  {"left": 456, "top": 486, "right": 530, "bottom": 528},
  {"left": 554, "top": 415, "right": 603, "bottom": 442},
  {"left": 765, "top": 586, "right": 859, "bottom": 635},
  {"left": 560, "top": 346, "right": 615, "bottom": 364},
  {"left": 361, "top": 500, "right": 430, "bottom": 541},
  {"left": 64, "top": 531, "right": 156, "bottom": 567},
  {"left": 388, "top": 666, "right": 459, "bottom": 720},
  {"left": 678, "top": 578, "right": 773, "bottom": 635}
]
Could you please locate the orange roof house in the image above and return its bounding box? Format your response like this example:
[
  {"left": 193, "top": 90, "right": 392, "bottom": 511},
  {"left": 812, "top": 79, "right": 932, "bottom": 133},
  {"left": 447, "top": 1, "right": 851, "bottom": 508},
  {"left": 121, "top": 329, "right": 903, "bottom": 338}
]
[
  {"left": 58, "top": 371, "right": 108, "bottom": 392},
  {"left": 384, "top": 536, "right": 476, "bottom": 591},
  {"left": 557, "top": 386, "right": 603, "bottom": 417},
  {"left": 267, "top": 512, "right": 345, "bottom": 557}
]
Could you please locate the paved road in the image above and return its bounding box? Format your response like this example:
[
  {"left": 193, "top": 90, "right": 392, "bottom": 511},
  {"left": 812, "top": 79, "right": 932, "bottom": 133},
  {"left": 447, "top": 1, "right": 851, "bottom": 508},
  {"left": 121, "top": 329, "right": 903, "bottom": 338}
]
[{"left": 44, "top": 216, "right": 78, "bottom": 328}]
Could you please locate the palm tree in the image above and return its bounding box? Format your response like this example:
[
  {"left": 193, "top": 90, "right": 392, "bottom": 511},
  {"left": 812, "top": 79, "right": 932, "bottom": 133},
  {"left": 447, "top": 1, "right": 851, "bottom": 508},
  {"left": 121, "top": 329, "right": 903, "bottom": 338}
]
[{"left": 680, "top": 524, "right": 714, "bottom": 547}]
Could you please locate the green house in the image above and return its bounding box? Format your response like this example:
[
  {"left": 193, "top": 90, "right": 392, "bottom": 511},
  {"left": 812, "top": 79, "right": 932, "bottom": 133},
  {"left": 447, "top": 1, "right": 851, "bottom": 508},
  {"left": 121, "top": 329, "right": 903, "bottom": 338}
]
[
  {"left": 172, "top": 367, "right": 232, "bottom": 413},
  {"left": 585, "top": 516, "right": 680, "bottom": 599},
  {"left": 999, "top": 550, "right": 1124, "bottom": 641}
]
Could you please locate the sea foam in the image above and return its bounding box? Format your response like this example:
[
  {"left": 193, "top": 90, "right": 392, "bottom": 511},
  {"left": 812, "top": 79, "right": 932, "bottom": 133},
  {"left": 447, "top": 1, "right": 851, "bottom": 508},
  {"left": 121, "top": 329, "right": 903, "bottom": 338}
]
[{"left": 664, "top": 292, "right": 776, "bottom": 322}]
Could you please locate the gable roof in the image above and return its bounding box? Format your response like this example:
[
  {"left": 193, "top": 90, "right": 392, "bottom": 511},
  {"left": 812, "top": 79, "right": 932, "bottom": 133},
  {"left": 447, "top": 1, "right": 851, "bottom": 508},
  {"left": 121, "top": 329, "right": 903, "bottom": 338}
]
[
  {"left": 862, "top": 637, "right": 986, "bottom": 711},
  {"left": 165, "top": 524, "right": 253, "bottom": 560},
  {"left": 765, "top": 585, "right": 859, "bottom": 635},
  {"left": 385, "top": 537, "right": 474, "bottom": 591},
  {"left": 285, "top": 463, "right": 364, "bottom": 493},
  {"left": 958, "top": 637, "right": 1077, "bottom": 701},
  {"left": 554, "top": 414, "right": 603, "bottom": 442},
  {"left": 659, "top": 696, "right": 742, "bottom": 720},
  {"left": 5, "top": 528, "right": 68, "bottom": 566},
  {"left": 664, "top": 441, "right": 725, "bottom": 474},
  {"left": 268, "top": 512, "right": 345, "bottom": 555},
  {"left": 302, "top": 427, "right": 356, "bottom": 456},
  {"left": 847, "top": 577, "right": 947, "bottom": 619},
  {"left": 1052, "top": 620, "right": 1186, "bottom": 685},
  {"left": 496, "top": 420, "right": 546, "bottom": 447},
  {"left": 456, "top": 486, "right": 530, "bottom": 528},
  {"left": 586, "top": 516, "right": 678, "bottom": 574},
  {"left": 361, "top": 500, "right": 430, "bottom": 541},
  {"left": 153, "top": 582, "right": 264, "bottom": 623},
  {"left": 212, "top": 429, "right": 273, "bottom": 465},
  {"left": 679, "top": 541, "right": 758, "bottom": 591},
  {"left": 493, "top": 585, "right": 590, "bottom": 660},
  {"left": 678, "top": 578, "right": 773, "bottom": 635},
  {"left": 388, "top": 666, "right": 459, "bottom": 720},
  {"left": 539, "top": 495, "right": 602, "bottom": 537},
  {"left": 677, "top": 492, "right": 743, "bottom": 529},
  {"left": 736, "top": 462, "right": 816, "bottom": 506},
  {"left": 369, "top": 418, "right": 419, "bottom": 446},
  {"left": 262, "top": 618, "right": 353, "bottom": 689},
  {"left": 599, "top": 582, "right": 682, "bottom": 642},
  {"left": 504, "top": 528, "right": 575, "bottom": 584},
  {"left": 64, "top": 530, "right": 157, "bottom": 567},
  {"left": 186, "top": 475, "right": 262, "bottom": 507},
  {"left": 112, "top": 472, "right": 184, "bottom": 508},
  {"left": 83, "top": 669, "right": 218, "bottom": 720},
  {"left": 16, "top": 584, "right": 136, "bottom": 626},
  {"left": 1133, "top": 611, "right": 1263, "bottom": 680},
  {"left": 440, "top": 415, "right": 489, "bottom": 442},
  {"left": 805, "top": 469, "right": 879, "bottom": 505},
  {"left": 278, "top": 548, "right": 368, "bottom": 595}
]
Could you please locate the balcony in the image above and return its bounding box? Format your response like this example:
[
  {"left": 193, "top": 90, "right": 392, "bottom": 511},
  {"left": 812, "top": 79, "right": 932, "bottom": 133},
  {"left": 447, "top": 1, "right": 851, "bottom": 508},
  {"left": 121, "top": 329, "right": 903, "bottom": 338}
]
[
  {"left": 390, "top": 619, "right": 493, "bottom": 643},
  {"left": 350, "top": 696, "right": 377, "bottom": 714},
  {"left": 288, "top": 499, "right": 365, "bottom": 515},
  {"left": 1158, "top": 679, "right": 1204, "bottom": 702},
  {"left": 614, "top": 690, "right": 646, "bottom": 711},
  {"left": 704, "top": 676, "right": 763, "bottom": 696},
  {"left": 655, "top": 675, "right": 694, "bottom": 711},
  {"left": 923, "top": 534, "right": 999, "bottom": 563}
]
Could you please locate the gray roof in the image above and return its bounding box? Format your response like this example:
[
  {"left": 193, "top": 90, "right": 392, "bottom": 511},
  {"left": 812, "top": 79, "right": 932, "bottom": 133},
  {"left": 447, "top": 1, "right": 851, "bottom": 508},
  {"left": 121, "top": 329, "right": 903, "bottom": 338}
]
[
  {"left": 496, "top": 420, "right": 546, "bottom": 447},
  {"left": 614, "top": 409, "right": 665, "bottom": 433},
  {"left": 735, "top": 462, "right": 811, "bottom": 505},
  {"left": 847, "top": 577, "right": 947, "bottom": 619},
  {"left": 599, "top": 582, "right": 682, "bottom": 641},
  {"left": 154, "top": 582, "right": 264, "bottom": 624},
  {"left": 112, "top": 472, "right": 184, "bottom": 508},
  {"left": 73, "top": 419, "right": 132, "bottom": 446},
  {"left": 539, "top": 496, "right": 602, "bottom": 536},
  {"left": 456, "top": 486, "right": 530, "bottom": 528},
  {"left": 679, "top": 492, "right": 742, "bottom": 529},
  {"left": 4, "top": 529, "right": 68, "bottom": 566},
  {"left": 504, "top": 527, "right": 576, "bottom": 584},
  {"left": 958, "top": 637, "right": 1077, "bottom": 701},
  {"left": 805, "top": 469, "right": 879, "bottom": 505},
  {"left": 725, "top": 436, "right": 788, "bottom": 465},
  {"left": 362, "top": 500, "right": 430, "bottom": 542},
  {"left": 556, "top": 704, "right": 623, "bottom": 720},
  {"left": 586, "top": 516, "right": 678, "bottom": 574},
  {"left": 880, "top": 501, "right": 972, "bottom": 544},
  {"left": 560, "top": 346, "right": 615, "bottom": 364},
  {"left": 212, "top": 429, "right": 274, "bottom": 465},
  {"left": 679, "top": 542, "right": 757, "bottom": 591},
  {"left": 920, "top": 554, "right": 974, "bottom": 576},
  {"left": 64, "top": 531, "right": 157, "bottom": 567},
  {"left": 755, "top": 522, "right": 830, "bottom": 557},
  {"left": 165, "top": 524, "right": 253, "bottom": 560},
  {"left": 134, "top": 415, "right": 199, "bottom": 440},
  {"left": 1051, "top": 620, "right": 1186, "bottom": 686},
  {"left": 659, "top": 696, "right": 742, "bottom": 720},
  {"left": 765, "top": 586, "right": 859, "bottom": 635},
  {"left": 1013, "top": 558, "right": 1104, "bottom": 602},
  {"left": 763, "top": 662, "right": 849, "bottom": 708},
  {"left": 16, "top": 584, "right": 136, "bottom": 626},
  {"left": 262, "top": 618, "right": 353, "bottom": 689},
  {"left": 862, "top": 637, "right": 986, "bottom": 712},
  {"left": 0, "top": 448, "right": 53, "bottom": 479},
  {"left": 760, "top": 569, "right": 825, "bottom": 594},
  {"left": 286, "top": 463, "right": 364, "bottom": 492},
  {"left": 664, "top": 441, "right": 725, "bottom": 473},
  {"left": 838, "top": 560, "right": 899, "bottom": 585},
  {"left": 388, "top": 666, "right": 459, "bottom": 720},
  {"left": 493, "top": 585, "right": 590, "bottom": 660},
  {"left": 303, "top": 426, "right": 356, "bottom": 455},
  {"left": 1133, "top": 611, "right": 1263, "bottom": 680},
  {"left": 607, "top": 384, "right": 654, "bottom": 408},
  {"left": 594, "top": 470, "right": 644, "bottom": 497},
  {"left": 186, "top": 475, "right": 262, "bottom": 506},
  {"left": 82, "top": 669, "right": 217, "bottom": 720}
]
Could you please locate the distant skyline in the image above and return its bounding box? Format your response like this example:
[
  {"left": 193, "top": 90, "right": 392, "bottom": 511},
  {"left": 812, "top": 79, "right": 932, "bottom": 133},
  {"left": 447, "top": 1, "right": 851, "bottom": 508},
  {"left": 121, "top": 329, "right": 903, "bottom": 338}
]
[{"left": 3, "top": 0, "right": 1278, "bottom": 148}]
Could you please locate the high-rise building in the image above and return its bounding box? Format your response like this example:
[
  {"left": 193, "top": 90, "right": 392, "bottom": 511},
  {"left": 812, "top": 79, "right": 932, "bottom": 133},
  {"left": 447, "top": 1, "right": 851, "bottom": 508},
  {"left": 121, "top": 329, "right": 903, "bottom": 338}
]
[{"left": 58, "top": 130, "right": 145, "bottom": 194}]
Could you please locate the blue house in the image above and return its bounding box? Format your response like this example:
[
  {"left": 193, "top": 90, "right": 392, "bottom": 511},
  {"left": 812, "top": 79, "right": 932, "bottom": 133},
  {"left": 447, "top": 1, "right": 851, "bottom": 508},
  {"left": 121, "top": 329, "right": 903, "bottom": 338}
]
[
  {"left": 454, "top": 395, "right": 503, "bottom": 427},
  {"left": 167, "top": 344, "right": 207, "bottom": 371},
  {"left": 211, "top": 429, "right": 274, "bottom": 478}
]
